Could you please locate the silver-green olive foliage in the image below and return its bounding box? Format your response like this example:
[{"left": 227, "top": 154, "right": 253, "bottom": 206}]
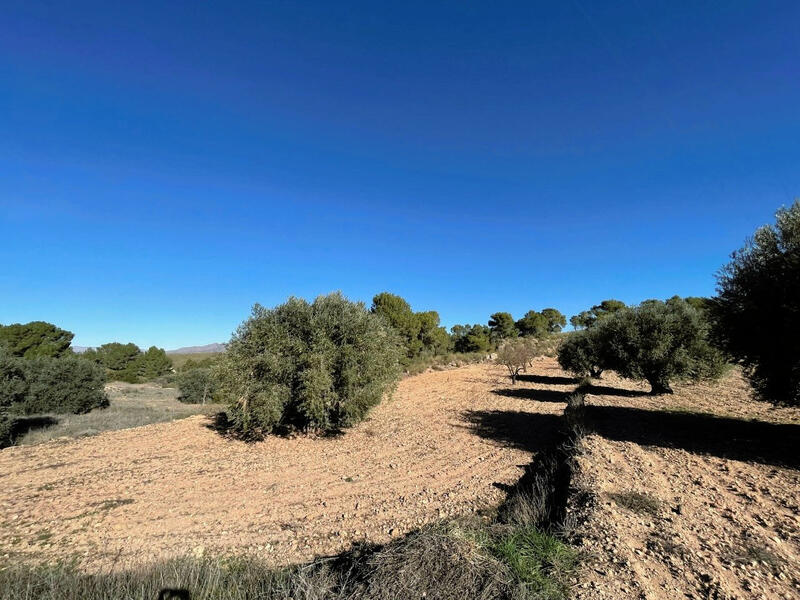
[
  {"left": 219, "top": 293, "right": 402, "bottom": 436},
  {"left": 559, "top": 299, "right": 724, "bottom": 394}
]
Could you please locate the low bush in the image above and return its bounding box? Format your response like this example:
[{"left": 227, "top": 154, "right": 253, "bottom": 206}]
[
  {"left": 496, "top": 338, "right": 536, "bottom": 384},
  {"left": 490, "top": 525, "right": 578, "bottom": 599},
  {"left": 0, "top": 414, "right": 13, "bottom": 449},
  {"left": 177, "top": 368, "right": 218, "bottom": 404},
  {"left": 22, "top": 356, "right": 109, "bottom": 414},
  {"left": 218, "top": 293, "right": 402, "bottom": 436},
  {"left": 609, "top": 491, "right": 661, "bottom": 516}
]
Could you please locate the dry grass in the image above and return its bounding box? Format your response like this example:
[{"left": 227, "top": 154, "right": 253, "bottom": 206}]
[
  {"left": 168, "top": 353, "right": 224, "bottom": 370},
  {"left": 14, "top": 383, "right": 223, "bottom": 446}
]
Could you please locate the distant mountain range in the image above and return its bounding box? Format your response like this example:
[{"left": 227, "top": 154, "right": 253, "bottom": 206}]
[
  {"left": 166, "top": 343, "right": 227, "bottom": 355},
  {"left": 71, "top": 343, "right": 226, "bottom": 354}
]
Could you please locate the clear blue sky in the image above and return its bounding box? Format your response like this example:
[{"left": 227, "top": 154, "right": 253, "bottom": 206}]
[{"left": 2, "top": 1, "right": 799, "bottom": 349}]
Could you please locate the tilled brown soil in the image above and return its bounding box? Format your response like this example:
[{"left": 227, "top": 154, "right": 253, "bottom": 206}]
[
  {"left": 0, "top": 361, "right": 566, "bottom": 572},
  {"left": 572, "top": 371, "right": 800, "bottom": 600}
]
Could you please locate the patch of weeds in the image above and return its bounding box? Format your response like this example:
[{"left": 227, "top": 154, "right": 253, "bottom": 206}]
[
  {"left": 738, "top": 544, "right": 783, "bottom": 572},
  {"left": 490, "top": 525, "right": 578, "bottom": 599},
  {"left": 66, "top": 498, "right": 135, "bottom": 521},
  {"left": 37, "top": 482, "right": 56, "bottom": 492},
  {"left": 90, "top": 498, "right": 135, "bottom": 512},
  {"left": 609, "top": 491, "right": 661, "bottom": 516},
  {"left": 35, "top": 529, "right": 53, "bottom": 543},
  {"left": 343, "top": 476, "right": 355, "bottom": 483},
  {"left": 646, "top": 534, "right": 687, "bottom": 559}
]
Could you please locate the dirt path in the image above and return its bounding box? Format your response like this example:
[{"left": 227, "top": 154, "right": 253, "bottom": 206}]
[
  {"left": 0, "top": 361, "right": 569, "bottom": 571},
  {"left": 572, "top": 371, "right": 800, "bottom": 600}
]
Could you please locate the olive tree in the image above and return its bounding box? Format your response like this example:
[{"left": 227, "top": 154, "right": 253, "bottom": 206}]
[
  {"left": 710, "top": 201, "right": 800, "bottom": 405},
  {"left": 219, "top": 293, "right": 402, "bottom": 436},
  {"left": 557, "top": 330, "right": 605, "bottom": 379},
  {"left": 496, "top": 338, "right": 537, "bottom": 384},
  {"left": 597, "top": 299, "right": 725, "bottom": 394}
]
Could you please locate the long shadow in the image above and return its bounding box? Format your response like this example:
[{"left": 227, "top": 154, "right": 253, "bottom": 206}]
[
  {"left": 462, "top": 410, "right": 564, "bottom": 453},
  {"left": 11, "top": 415, "right": 59, "bottom": 437},
  {"left": 586, "top": 384, "right": 650, "bottom": 398},
  {"left": 586, "top": 405, "right": 800, "bottom": 469},
  {"left": 492, "top": 388, "right": 572, "bottom": 403},
  {"left": 516, "top": 373, "right": 580, "bottom": 386}
]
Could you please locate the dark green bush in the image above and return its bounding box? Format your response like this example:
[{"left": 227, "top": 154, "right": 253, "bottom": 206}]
[
  {"left": 488, "top": 312, "right": 518, "bottom": 342},
  {"left": 134, "top": 346, "right": 173, "bottom": 380},
  {"left": 557, "top": 331, "right": 605, "bottom": 379},
  {"left": 219, "top": 292, "right": 402, "bottom": 435},
  {"left": 0, "top": 350, "right": 29, "bottom": 408},
  {"left": 23, "top": 356, "right": 108, "bottom": 414},
  {"left": 371, "top": 292, "right": 451, "bottom": 364},
  {"left": 710, "top": 201, "right": 800, "bottom": 405},
  {"left": 0, "top": 414, "right": 13, "bottom": 449},
  {"left": 177, "top": 368, "right": 218, "bottom": 404},
  {"left": 450, "top": 324, "right": 492, "bottom": 353}
]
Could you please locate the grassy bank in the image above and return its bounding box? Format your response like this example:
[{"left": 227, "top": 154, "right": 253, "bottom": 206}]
[{"left": 7, "top": 383, "right": 223, "bottom": 447}]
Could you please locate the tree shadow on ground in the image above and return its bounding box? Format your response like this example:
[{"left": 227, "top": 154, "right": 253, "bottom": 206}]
[
  {"left": 586, "top": 384, "right": 650, "bottom": 398},
  {"left": 462, "top": 410, "right": 564, "bottom": 453},
  {"left": 516, "top": 374, "right": 580, "bottom": 386},
  {"left": 492, "top": 388, "right": 573, "bottom": 403},
  {"left": 586, "top": 405, "right": 800, "bottom": 469},
  {"left": 11, "top": 415, "right": 59, "bottom": 437}
]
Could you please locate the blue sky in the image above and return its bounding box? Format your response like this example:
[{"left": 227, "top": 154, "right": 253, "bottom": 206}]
[{"left": 1, "top": 1, "right": 799, "bottom": 349}]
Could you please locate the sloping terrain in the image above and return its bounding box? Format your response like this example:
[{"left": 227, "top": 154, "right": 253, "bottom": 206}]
[
  {"left": 0, "top": 361, "right": 567, "bottom": 572},
  {"left": 571, "top": 371, "right": 800, "bottom": 600}
]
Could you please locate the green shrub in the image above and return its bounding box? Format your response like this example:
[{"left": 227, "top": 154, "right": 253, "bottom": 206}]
[
  {"left": 177, "top": 368, "right": 218, "bottom": 404},
  {"left": 557, "top": 331, "right": 605, "bottom": 379},
  {"left": 0, "top": 350, "right": 29, "bottom": 408},
  {"left": 490, "top": 525, "right": 578, "bottom": 599},
  {"left": 23, "top": 356, "right": 108, "bottom": 414},
  {"left": 371, "top": 292, "right": 451, "bottom": 364},
  {"left": 0, "top": 414, "right": 13, "bottom": 449},
  {"left": 219, "top": 292, "right": 402, "bottom": 436},
  {"left": 450, "top": 323, "right": 492, "bottom": 353},
  {"left": 133, "top": 346, "right": 173, "bottom": 380},
  {"left": 710, "top": 201, "right": 800, "bottom": 405}
]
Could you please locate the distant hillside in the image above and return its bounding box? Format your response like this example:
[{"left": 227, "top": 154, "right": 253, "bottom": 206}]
[
  {"left": 167, "top": 343, "right": 226, "bottom": 355},
  {"left": 71, "top": 346, "right": 93, "bottom": 354}
]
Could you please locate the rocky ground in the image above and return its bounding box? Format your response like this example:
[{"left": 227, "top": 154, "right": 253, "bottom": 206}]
[
  {"left": 0, "top": 360, "right": 566, "bottom": 572},
  {"left": 570, "top": 370, "right": 800, "bottom": 600}
]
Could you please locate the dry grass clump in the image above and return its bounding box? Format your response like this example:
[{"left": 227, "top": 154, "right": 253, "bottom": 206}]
[{"left": 608, "top": 491, "right": 661, "bottom": 516}]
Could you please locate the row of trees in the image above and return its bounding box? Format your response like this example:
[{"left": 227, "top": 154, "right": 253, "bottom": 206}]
[{"left": 556, "top": 200, "right": 800, "bottom": 407}]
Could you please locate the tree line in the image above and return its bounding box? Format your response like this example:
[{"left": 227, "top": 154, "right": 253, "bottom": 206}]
[{"left": 3, "top": 200, "right": 798, "bottom": 443}]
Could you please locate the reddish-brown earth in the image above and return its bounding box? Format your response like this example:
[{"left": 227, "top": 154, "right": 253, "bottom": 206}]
[
  {"left": 0, "top": 361, "right": 564, "bottom": 572},
  {"left": 571, "top": 370, "right": 800, "bottom": 600}
]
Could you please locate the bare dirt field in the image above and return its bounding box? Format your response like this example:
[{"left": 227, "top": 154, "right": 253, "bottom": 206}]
[
  {"left": 572, "top": 371, "right": 800, "bottom": 600},
  {"left": 0, "top": 361, "right": 566, "bottom": 572}
]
